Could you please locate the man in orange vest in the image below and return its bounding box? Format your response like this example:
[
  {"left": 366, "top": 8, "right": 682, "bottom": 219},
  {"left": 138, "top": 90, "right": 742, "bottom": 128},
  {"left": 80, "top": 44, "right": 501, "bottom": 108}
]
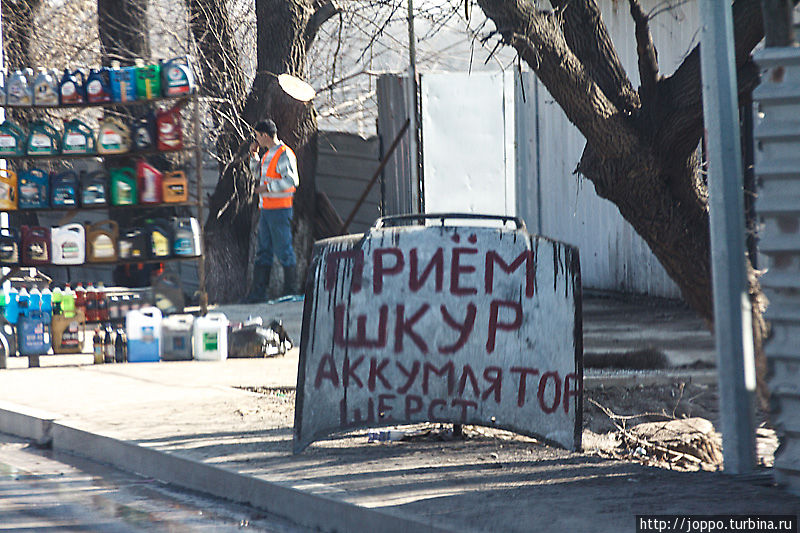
[{"left": 245, "top": 119, "right": 299, "bottom": 302}]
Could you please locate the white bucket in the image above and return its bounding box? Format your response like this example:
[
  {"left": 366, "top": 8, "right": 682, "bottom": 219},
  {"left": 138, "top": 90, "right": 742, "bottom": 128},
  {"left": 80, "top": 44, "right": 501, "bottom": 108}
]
[
  {"left": 193, "top": 312, "right": 228, "bottom": 361},
  {"left": 162, "top": 313, "right": 194, "bottom": 361},
  {"left": 126, "top": 306, "right": 162, "bottom": 363},
  {"left": 51, "top": 223, "right": 85, "bottom": 265}
]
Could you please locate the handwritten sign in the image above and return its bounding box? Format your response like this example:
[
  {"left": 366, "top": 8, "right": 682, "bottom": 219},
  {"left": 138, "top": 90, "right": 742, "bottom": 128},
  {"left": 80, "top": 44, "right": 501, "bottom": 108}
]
[{"left": 294, "top": 219, "right": 582, "bottom": 452}]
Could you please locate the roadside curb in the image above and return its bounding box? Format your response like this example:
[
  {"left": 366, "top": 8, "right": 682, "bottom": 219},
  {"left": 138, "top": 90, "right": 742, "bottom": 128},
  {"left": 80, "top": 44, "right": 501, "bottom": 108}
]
[
  {"left": 0, "top": 402, "right": 453, "bottom": 533},
  {"left": 584, "top": 370, "right": 717, "bottom": 388}
]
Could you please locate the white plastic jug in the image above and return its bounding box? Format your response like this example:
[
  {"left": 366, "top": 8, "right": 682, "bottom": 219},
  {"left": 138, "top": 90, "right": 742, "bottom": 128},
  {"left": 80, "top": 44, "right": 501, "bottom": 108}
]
[
  {"left": 51, "top": 223, "right": 86, "bottom": 265},
  {"left": 193, "top": 312, "right": 228, "bottom": 361},
  {"left": 162, "top": 313, "right": 194, "bottom": 361},
  {"left": 126, "top": 306, "right": 162, "bottom": 363}
]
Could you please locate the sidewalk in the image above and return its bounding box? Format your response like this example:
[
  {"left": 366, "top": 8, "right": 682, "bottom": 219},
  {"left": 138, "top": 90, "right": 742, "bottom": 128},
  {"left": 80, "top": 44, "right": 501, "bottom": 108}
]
[{"left": 0, "top": 295, "right": 795, "bottom": 532}]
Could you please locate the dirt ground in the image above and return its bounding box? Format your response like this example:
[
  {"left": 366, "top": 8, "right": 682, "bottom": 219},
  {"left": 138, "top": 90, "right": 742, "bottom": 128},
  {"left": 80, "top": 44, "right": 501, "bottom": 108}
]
[{"left": 244, "top": 378, "right": 774, "bottom": 476}]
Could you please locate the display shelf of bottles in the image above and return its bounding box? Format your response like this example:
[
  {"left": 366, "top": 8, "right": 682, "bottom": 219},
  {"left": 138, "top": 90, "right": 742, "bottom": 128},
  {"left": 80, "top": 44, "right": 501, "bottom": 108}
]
[
  {"left": 1, "top": 201, "right": 200, "bottom": 213},
  {"left": 0, "top": 93, "right": 193, "bottom": 111},
  {"left": 12, "top": 255, "right": 203, "bottom": 269},
  {"left": 0, "top": 145, "right": 198, "bottom": 161}
]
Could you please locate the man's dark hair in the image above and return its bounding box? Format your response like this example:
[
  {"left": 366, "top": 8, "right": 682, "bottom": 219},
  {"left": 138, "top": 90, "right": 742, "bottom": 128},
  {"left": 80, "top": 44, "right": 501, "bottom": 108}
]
[{"left": 255, "top": 119, "right": 278, "bottom": 137}]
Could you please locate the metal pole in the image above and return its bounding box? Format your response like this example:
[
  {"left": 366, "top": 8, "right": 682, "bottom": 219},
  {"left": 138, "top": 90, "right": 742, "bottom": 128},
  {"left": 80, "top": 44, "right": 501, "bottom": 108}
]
[
  {"left": 406, "top": 0, "right": 419, "bottom": 213},
  {"left": 699, "top": 0, "right": 756, "bottom": 474}
]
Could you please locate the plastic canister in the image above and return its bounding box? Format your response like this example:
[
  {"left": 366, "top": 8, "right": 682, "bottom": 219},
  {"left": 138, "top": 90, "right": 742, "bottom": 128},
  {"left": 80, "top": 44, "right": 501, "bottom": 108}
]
[
  {"left": 173, "top": 217, "right": 201, "bottom": 257},
  {"left": 161, "top": 314, "right": 194, "bottom": 361},
  {"left": 97, "top": 117, "right": 131, "bottom": 154},
  {"left": 156, "top": 104, "right": 183, "bottom": 151},
  {"left": 131, "top": 110, "right": 156, "bottom": 151},
  {"left": 86, "top": 220, "right": 118, "bottom": 263},
  {"left": 110, "top": 63, "right": 137, "bottom": 103},
  {"left": 118, "top": 227, "right": 147, "bottom": 260},
  {"left": 161, "top": 57, "right": 195, "bottom": 96},
  {"left": 135, "top": 61, "right": 162, "bottom": 100},
  {"left": 51, "top": 310, "right": 85, "bottom": 354},
  {"left": 0, "top": 228, "right": 20, "bottom": 265},
  {"left": 6, "top": 70, "right": 33, "bottom": 107},
  {"left": 50, "top": 170, "right": 79, "bottom": 208},
  {"left": 0, "top": 121, "right": 27, "bottom": 156},
  {"left": 80, "top": 170, "right": 109, "bottom": 206},
  {"left": 17, "top": 310, "right": 50, "bottom": 356},
  {"left": 193, "top": 313, "right": 229, "bottom": 361},
  {"left": 51, "top": 223, "right": 86, "bottom": 265},
  {"left": 162, "top": 171, "right": 188, "bottom": 203},
  {"left": 59, "top": 68, "right": 86, "bottom": 105},
  {"left": 32, "top": 69, "right": 59, "bottom": 106},
  {"left": 62, "top": 119, "right": 96, "bottom": 154},
  {"left": 86, "top": 68, "right": 112, "bottom": 103},
  {"left": 0, "top": 169, "right": 17, "bottom": 210},
  {"left": 136, "top": 160, "right": 162, "bottom": 204},
  {"left": 126, "top": 306, "right": 162, "bottom": 363},
  {"left": 145, "top": 219, "right": 173, "bottom": 259},
  {"left": 110, "top": 167, "right": 137, "bottom": 206},
  {"left": 21, "top": 226, "right": 51, "bottom": 265},
  {"left": 26, "top": 120, "right": 61, "bottom": 155},
  {"left": 18, "top": 168, "right": 49, "bottom": 209}
]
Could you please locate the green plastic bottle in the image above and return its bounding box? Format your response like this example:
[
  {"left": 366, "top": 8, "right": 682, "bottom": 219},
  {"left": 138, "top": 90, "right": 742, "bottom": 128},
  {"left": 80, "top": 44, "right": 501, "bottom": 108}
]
[{"left": 61, "top": 285, "right": 75, "bottom": 318}]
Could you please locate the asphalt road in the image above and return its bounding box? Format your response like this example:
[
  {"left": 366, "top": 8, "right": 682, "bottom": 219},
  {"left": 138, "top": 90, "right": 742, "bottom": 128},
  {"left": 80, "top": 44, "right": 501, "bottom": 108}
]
[{"left": 0, "top": 433, "right": 309, "bottom": 532}]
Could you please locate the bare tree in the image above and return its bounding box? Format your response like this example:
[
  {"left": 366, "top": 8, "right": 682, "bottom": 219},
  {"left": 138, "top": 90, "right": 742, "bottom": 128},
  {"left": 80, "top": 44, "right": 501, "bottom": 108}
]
[
  {"left": 470, "top": 0, "right": 775, "bottom": 401},
  {"left": 187, "top": 0, "right": 340, "bottom": 302}
]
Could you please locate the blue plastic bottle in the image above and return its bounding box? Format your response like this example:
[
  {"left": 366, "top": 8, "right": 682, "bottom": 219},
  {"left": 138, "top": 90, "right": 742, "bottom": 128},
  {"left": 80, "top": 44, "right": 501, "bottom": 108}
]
[
  {"left": 41, "top": 287, "right": 52, "bottom": 316},
  {"left": 17, "top": 287, "right": 29, "bottom": 318},
  {"left": 29, "top": 286, "right": 41, "bottom": 313}
]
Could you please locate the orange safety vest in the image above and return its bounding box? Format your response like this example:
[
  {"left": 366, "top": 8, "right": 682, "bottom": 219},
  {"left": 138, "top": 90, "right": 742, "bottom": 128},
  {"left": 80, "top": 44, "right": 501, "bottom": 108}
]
[{"left": 260, "top": 145, "right": 296, "bottom": 209}]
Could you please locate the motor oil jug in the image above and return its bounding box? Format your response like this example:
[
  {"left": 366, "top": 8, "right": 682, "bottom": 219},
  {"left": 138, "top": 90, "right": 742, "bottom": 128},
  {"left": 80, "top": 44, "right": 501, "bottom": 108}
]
[
  {"left": 161, "top": 171, "right": 188, "bottom": 203},
  {"left": 136, "top": 160, "right": 162, "bottom": 204},
  {"left": 21, "top": 226, "right": 50, "bottom": 265},
  {"left": 61, "top": 119, "right": 96, "bottom": 154},
  {"left": 0, "top": 169, "right": 18, "bottom": 210},
  {"left": 118, "top": 227, "right": 147, "bottom": 260},
  {"left": 52, "top": 309, "right": 85, "bottom": 354},
  {"left": 17, "top": 310, "right": 49, "bottom": 356},
  {"left": 6, "top": 69, "right": 33, "bottom": 107},
  {"left": 80, "top": 170, "right": 108, "bottom": 206},
  {"left": 26, "top": 120, "right": 60, "bottom": 155},
  {"left": 156, "top": 104, "right": 182, "bottom": 151},
  {"left": 110, "top": 167, "right": 137, "bottom": 206},
  {"left": 173, "top": 217, "right": 201, "bottom": 257},
  {"left": 86, "top": 220, "right": 118, "bottom": 263},
  {"left": 59, "top": 68, "right": 86, "bottom": 105},
  {"left": 126, "top": 306, "right": 161, "bottom": 363},
  {"left": 32, "top": 69, "right": 59, "bottom": 106},
  {"left": 0, "top": 121, "right": 26, "bottom": 156},
  {"left": 18, "top": 168, "right": 49, "bottom": 209},
  {"left": 162, "top": 56, "right": 195, "bottom": 96},
  {"left": 131, "top": 110, "right": 156, "bottom": 151},
  {"left": 193, "top": 313, "right": 229, "bottom": 361},
  {"left": 50, "top": 170, "right": 79, "bottom": 208},
  {"left": 109, "top": 62, "right": 137, "bottom": 102},
  {"left": 86, "top": 68, "right": 112, "bottom": 103},
  {"left": 145, "top": 219, "right": 173, "bottom": 259},
  {"left": 161, "top": 313, "right": 194, "bottom": 361},
  {"left": 51, "top": 223, "right": 86, "bottom": 265},
  {"left": 135, "top": 60, "right": 162, "bottom": 100},
  {"left": 0, "top": 228, "right": 20, "bottom": 265},
  {"left": 97, "top": 117, "right": 131, "bottom": 154}
]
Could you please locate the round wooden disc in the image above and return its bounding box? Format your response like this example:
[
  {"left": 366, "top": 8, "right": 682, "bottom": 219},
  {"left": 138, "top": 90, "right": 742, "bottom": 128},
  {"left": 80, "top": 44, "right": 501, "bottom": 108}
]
[{"left": 278, "top": 74, "right": 316, "bottom": 102}]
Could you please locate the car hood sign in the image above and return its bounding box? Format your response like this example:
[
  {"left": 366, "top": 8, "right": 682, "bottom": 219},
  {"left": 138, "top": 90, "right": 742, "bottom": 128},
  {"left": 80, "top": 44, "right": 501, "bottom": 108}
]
[{"left": 294, "top": 216, "right": 582, "bottom": 452}]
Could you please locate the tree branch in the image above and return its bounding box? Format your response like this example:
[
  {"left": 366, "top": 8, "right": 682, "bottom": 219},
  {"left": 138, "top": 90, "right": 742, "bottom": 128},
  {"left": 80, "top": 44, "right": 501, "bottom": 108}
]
[
  {"left": 549, "top": 0, "right": 640, "bottom": 114},
  {"left": 304, "top": 0, "right": 341, "bottom": 51},
  {"left": 656, "top": 0, "right": 765, "bottom": 161},
  {"left": 627, "top": 0, "right": 659, "bottom": 103},
  {"left": 477, "top": 0, "right": 639, "bottom": 158}
]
